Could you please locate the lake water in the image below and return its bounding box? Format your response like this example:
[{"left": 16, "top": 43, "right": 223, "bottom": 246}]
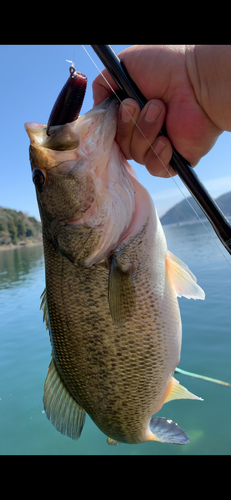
[{"left": 1, "top": 220, "right": 231, "bottom": 455}]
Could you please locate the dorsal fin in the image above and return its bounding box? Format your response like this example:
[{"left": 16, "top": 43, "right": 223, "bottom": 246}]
[
  {"left": 43, "top": 358, "right": 86, "bottom": 440},
  {"left": 40, "top": 288, "right": 49, "bottom": 330}
]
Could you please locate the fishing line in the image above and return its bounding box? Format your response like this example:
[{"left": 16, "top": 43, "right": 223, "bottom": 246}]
[
  {"left": 66, "top": 59, "right": 75, "bottom": 68},
  {"left": 81, "top": 45, "right": 231, "bottom": 267}
]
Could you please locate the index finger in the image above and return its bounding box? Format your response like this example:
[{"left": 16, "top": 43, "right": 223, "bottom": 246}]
[{"left": 92, "top": 68, "right": 119, "bottom": 106}]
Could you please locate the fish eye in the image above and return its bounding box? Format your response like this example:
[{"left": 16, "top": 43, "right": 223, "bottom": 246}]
[{"left": 32, "top": 168, "right": 46, "bottom": 191}]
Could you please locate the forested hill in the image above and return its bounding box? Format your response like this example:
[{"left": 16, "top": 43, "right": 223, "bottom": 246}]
[{"left": 0, "top": 207, "right": 42, "bottom": 247}]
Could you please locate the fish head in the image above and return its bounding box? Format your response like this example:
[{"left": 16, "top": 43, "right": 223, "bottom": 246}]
[{"left": 25, "top": 97, "right": 136, "bottom": 265}]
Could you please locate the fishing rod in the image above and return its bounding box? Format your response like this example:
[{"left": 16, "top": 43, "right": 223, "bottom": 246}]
[{"left": 91, "top": 45, "right": 231, "bottom": 256}]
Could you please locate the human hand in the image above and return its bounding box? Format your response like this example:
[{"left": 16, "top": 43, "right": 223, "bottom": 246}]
[{"left": 92, "top": 45, "right": 223, "bottom": 177}]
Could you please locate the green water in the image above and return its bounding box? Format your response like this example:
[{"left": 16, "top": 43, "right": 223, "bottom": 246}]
[{"left": 1, "top": 221, "right": 231, "bottom": 455}]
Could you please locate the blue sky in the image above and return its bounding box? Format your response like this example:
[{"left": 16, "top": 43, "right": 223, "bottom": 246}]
[{"left": 1, "top": 44, "right": 231, "bottom": 220}]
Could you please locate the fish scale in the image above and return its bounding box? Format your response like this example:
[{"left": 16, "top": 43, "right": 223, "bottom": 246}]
[
  {"left": 26, "top": 93, "right": 204, "bottom": 445},
  {"left": 44, "top": 230, "right": 167, "bottom": 443}
]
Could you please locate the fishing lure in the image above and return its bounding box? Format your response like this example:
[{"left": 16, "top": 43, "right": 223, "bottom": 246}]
[{"left": 46, "top": 63, "right": 87, "bottom": 136}]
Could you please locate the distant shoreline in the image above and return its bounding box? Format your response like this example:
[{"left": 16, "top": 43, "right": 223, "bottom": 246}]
[{"left": 0, "top": 241, "right": 43, "bottom": 252}]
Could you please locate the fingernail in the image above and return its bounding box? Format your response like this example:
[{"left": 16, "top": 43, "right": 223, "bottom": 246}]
[
  {"left": 155, "top": 138, "right": 166, "bottom": 155},
  {"left": 121, "top": 104, "right": 135, "bottom": 123},
  {"left": 145, "top": 103, "right": 162, "bottom": 123}
]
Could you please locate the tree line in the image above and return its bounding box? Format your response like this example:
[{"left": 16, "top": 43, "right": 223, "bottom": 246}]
[{"left": 0, "top": 207, "right": 42, "bottom": 246}]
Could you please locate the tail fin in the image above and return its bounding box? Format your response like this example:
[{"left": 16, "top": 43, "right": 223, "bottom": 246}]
[{"left": 148, "top": 416, "right": 190, "bottom": 445}]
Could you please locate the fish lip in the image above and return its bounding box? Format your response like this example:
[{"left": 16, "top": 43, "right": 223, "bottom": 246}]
[
  {"left": 25, "top": 122, "right": 46, "bottom": 130},
  {"left": 25, "top": 123, "right": 47, "bottom": 147}
]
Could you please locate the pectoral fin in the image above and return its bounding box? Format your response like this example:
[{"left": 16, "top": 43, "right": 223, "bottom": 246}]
[
  {"left": 108, "top": 255, "right": 136, "bottom": 328},
  {"left": 107, "top": 437, "right": 120, "bottom": 445},
  {"left": 165, "top": 250, "right": 205, "bottom": 300},
  {"left": 43, "top": 358, "right": 86, "bottom": 440}
]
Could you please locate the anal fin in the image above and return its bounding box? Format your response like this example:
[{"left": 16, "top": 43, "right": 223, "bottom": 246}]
[
  {"left": 164, "top": 376, "right": 203, "bottom": 404},
  {"left": 43, "top": 358, "right": 86, "bottom": 440},
  {"left": 148, "top": 416, "right": 190, "bottom": 445}
]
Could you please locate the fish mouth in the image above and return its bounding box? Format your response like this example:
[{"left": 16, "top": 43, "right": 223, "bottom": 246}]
[{"left": 25, "top": 94, "right": 120, "bottom": 156}]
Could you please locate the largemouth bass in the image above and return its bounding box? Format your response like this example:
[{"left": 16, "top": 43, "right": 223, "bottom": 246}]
[{"left": 25, "top": 93, "right": 205, "bottom": 446}]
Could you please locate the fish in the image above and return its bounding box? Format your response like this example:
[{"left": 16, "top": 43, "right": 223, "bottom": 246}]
[{"left": 25, "top": 93, "right": 205, "bottom": 446}]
